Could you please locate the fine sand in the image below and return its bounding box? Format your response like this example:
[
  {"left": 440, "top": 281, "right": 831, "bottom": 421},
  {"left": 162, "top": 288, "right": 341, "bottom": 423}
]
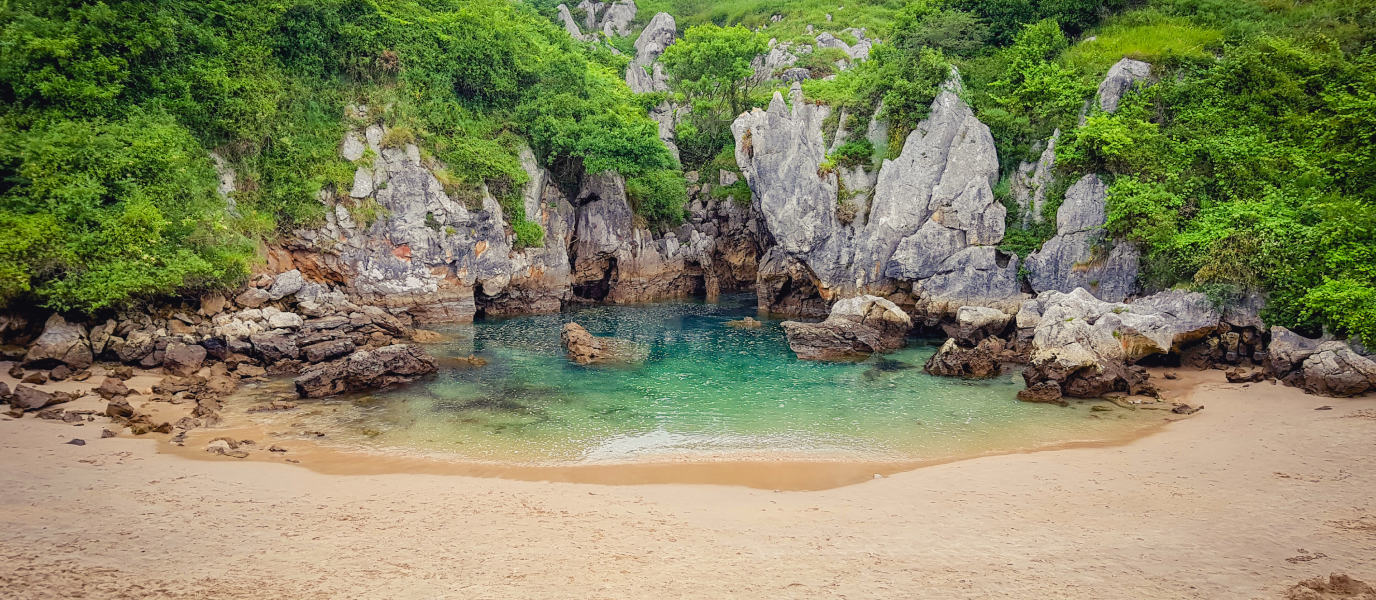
[{"left": 1, "top": 368, "right": 1373, "bottom": 599}]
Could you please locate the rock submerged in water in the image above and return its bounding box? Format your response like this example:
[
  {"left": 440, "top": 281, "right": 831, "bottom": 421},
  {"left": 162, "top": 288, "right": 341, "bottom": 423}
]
[
  {"left": 782, "top": 295, "right": 911, "bottom": 361},
  {"left": 560, "top": 322, "right": 646, "bottom": 365},
  {"left": 294, "top": 344, "right": 438, "bottom": 398},
  {"left": 726, "top": 317, "right": 763, "bottom": 329}
]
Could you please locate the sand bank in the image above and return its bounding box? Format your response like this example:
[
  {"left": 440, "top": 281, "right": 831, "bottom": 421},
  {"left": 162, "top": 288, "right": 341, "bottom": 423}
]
[{"left": 1, "top": 369, "right": 1373, "bottom": 599}]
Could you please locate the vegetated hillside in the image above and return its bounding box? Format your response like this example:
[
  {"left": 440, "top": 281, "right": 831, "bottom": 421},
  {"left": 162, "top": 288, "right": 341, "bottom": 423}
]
[
  {"left": 0, "top": 0, "right": 677, "bottom": 314},
  {"left": 798, "top": 0, "right": 1374, "bottom": 347},
  {"left": 2, "top": 0, "right": 1374, "bottom": 348}
]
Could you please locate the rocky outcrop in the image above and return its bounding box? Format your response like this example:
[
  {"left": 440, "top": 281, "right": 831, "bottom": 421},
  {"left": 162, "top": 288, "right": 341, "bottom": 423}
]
[
  {"left": 275, "top": 119, "right": 757, "bottom": 322},
  {"left": 1021, "top": 288, "right": 1221, "bottom": 398},
  {"left": 924, "top": 337, "right": 1008, "bottom": 378},
  {"left": 557, "top": 4, "right": 597, "bottom": 42},
  {"left": 1264, "top": 329, "right": 1376, "bottom": 397},
  {"left": 734, "top": 76, "right": 1024, "bottom": 318},
  {"left": 294, "top": 344, "right": 438, "bottom": 398},
  {"left": 560, "top": 0, "right": 635, "bottom": 40},
  {"left": 1097, "top": 58, "right": 1152, "bottom": 114},
  {"left": 815, "top": 31, "right": 871, "bottom": 64},
  {"left": 600, "top": 0, "right": 636, "bottom": 37},
  {"left": 1024, "top": 174, "right": 1139, "bottom": 302},
  {"left": 22, "top": 315, "right": 93, "bottom": 369},
  {"left": 1010, "top": 129, "right": 1058, "bottom": 226},
  {"left": 626, "top": 12, "right": 675, "bottom": 94},
  {"left": 560, "top": 322, "right": 646, "bottom": 364},
  {"left": 947, "top": 306, "right": 1012, "bottom": 343},
  {"left": 781, "top": 295, "right": 911, "bottom": 360}
]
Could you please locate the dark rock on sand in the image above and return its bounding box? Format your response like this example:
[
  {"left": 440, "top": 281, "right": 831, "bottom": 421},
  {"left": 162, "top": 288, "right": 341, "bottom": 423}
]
[{"left": 294, "top": 344, "right": 438, "bottom": 398}]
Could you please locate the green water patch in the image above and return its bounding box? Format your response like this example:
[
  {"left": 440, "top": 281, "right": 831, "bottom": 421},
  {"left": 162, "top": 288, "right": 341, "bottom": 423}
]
[{"left": 229, "top": 294, "right": 1163, "bottom": 465}]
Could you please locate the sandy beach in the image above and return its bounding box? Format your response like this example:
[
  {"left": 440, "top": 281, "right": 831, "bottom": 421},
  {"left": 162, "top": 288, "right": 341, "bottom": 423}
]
[{"left": 1, "top": 368, "right": 1373, "bottom": 599}]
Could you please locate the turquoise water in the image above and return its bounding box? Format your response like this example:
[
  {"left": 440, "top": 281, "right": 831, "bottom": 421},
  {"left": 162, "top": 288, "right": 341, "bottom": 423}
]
[{"left": 231, "top": 294, "right": 1161, "bottom": 465}]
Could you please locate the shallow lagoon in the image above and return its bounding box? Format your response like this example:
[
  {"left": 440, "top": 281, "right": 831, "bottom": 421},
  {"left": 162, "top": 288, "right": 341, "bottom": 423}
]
[{"left": 223, "top": 294, "right": 1164, "bottom": 467}]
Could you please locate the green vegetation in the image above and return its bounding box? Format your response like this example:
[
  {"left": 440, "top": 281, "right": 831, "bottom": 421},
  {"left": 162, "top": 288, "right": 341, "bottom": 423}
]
[
  {"left": 974, "top": 0, "right": 1375, "bottom": 346},
  {"left": 662, "top": 24, "right": 768, "bottom": 167},
  {"left": 0, "top": 0, "right": 675, "bottom": 313}
]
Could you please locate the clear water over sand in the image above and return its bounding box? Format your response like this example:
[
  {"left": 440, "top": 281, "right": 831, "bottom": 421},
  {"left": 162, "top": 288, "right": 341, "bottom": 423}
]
[{"left": 222, "top": 294, "right": 1166, "bottom": 466}]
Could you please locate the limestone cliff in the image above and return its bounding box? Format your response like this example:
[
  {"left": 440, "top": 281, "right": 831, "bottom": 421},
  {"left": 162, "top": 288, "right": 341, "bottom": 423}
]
[{"left": 733, "top": 78, "right": 1023, "bottom": 319}]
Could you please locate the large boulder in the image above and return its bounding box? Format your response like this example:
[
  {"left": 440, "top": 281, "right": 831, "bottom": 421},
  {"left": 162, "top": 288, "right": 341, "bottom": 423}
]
[
  {"left": 250, "top": 333, "right": 299, "bottom": 362},
  {"left": 1097, "top": 58, "right": 1153, "bottom": 114},
  {"left": 294, "top": 344, "right": 438, "bottom": 398},
  {"left": 949, "top": 306, "right": 1012, "bottom": 343},
  {"left": 22, "top": 314, "right": 93, "bottom": 369},
  {"left": 1266, "top": 326, "right": 1324, "bottom": 375},
  {"left": 10, "top": 384, "right": 70, "bottom": 412},
  {"left": 163, "top": 342, "right": 207, "bottom": 377},
  {"left": 1300, "top": 341, "right": 1376, "bottom": 397},
  {"left": 782, "top": 295, "right": 911, "bottom": 360},
  {"left": 1020, "top": 288, "right": 1219, "bottom": 398}
]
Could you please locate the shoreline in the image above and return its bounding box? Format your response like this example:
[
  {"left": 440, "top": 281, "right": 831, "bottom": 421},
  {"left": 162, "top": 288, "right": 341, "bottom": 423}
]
[
  {"left": 3, "top": 368, "right": 1374, "bottom": 599},
  {"left": 150, "top": 368, "right": 1196, "bottom": 491}
]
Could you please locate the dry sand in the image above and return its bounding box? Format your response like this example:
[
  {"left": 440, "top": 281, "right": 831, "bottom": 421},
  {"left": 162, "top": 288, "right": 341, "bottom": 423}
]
[{"left": 1, "top": 368, "right": 1373, "bottom": 599}]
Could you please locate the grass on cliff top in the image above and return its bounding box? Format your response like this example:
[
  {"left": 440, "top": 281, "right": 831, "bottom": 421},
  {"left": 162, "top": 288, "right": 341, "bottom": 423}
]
[{"left": 1061, "top": 11, "right": 1224, "bottom": 75}]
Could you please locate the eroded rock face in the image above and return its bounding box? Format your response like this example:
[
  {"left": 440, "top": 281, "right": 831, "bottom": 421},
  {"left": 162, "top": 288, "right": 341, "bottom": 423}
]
[
  {"left": 1011, "top": 130, "right": 1058, "bottom": 226},
  {"left": 781, "top": 295, "right": 911, "bottom": 360},
  {"left": 734, "top": 77, "right": 1023, "bottom": 317},
  {"left": 22, "top": 314, "right": 93, "bottom": 369},
  {"left": 294, "top": 344, "right": 438, "bottom": 398},
  {"left": 1024, "top": 174, "right": 1139, "bottom": 302}
]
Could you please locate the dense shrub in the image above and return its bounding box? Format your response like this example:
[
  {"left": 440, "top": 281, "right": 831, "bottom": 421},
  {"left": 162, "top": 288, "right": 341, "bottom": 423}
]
[{"left": 0, "top": 0, "right": 674, "bottom": 313}]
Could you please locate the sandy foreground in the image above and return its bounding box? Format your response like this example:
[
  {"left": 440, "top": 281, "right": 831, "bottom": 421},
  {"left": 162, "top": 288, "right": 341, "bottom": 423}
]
[{"left": 1, "top": 368, "right": 1373, "bottom": 599}]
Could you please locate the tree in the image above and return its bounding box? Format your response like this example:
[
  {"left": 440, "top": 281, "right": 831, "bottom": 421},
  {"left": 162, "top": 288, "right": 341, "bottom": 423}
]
[{"left": 661, "top": 24, "right": 766, "bottom": 167}]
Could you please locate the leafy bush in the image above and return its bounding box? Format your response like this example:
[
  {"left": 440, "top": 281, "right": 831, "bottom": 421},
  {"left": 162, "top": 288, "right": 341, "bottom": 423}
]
[
  {"left": 0, "top": 111, "right": 254, "bottom": 312},
  {"left": 626, "top": 169, "right": 689, "bottom": 231},
  {"left": 830, "top": 139, "right": 875, "bottom": 169},
  {"left": 512, "top": 220, "right": 546, "bottom": 250}
]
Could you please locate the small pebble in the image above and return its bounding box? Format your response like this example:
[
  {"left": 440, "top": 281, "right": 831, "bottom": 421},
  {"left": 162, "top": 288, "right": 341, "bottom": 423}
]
[{"left": 65, "top": 439, "right": 86, "bottom": 446}]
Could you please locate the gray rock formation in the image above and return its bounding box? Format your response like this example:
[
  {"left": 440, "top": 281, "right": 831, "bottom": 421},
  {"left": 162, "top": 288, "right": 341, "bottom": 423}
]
[
  {"left": 1010, "top": 130, "right": 1058, "bottom": 225},
  {"left": 1266, "top": 326, "right": 1324, "bottom": 374},
  {"left": 576, "top": 0, "right": 604, "bottom": 31},
  {"left": 1024, "top": 174, "right": 1139, "bottom": 302},
  {"left": 781, "top": 295, "right": 912, "bottom": 360},
  {"left": 1097, "top": 58, "right": 1152, "bottom": 114},
  {"left": 1300, "top": 341, "right": 1376, "bottom": 397},
  {"left": 814, "top": 32, "right": 870, "bottom": 63},
  {"left": 556, "top": 4, "right": 597, "bottom": 42},
  {"left": 626, "top": 12, "right": 675, "bottom": 94},
  {"left": 752, "top": 45, "right": 799, "bottom": 83},
  {"left": 600, "top": 0, "right": 636, "bottom": 37},
  {"left": 1021, "top": 288, "right": 1220, "bottom": 398},
  {"left": 734, "top": 75, "right": 1022, "bottom": 317}
]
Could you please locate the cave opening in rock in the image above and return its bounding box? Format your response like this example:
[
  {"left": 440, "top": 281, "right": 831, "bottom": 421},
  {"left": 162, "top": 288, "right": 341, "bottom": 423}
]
[{"left": 573, "top": 258, "right": 617, "bottom": 301}]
